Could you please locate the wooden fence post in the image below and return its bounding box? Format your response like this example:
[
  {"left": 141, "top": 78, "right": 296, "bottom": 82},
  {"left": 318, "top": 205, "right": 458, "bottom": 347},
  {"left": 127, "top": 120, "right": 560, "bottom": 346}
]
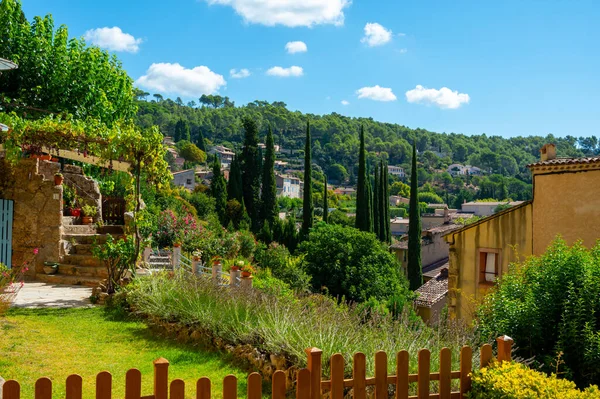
[
  {"left": 480, "top": 344, "right": 493, "bottom": 369},
  {"left": 305, "top": 347, "right": 322, "bottom": 399},
  {"left": 125, "top": 369, "right": 142, "bottom": 399},
  {"left": 439, "top": 348, "right": 451, "bottom": 399},
  {"left": 153, "top": 358, "right": 169, "bottom": 399},
  {"left": 66, "top": 374, "right": 83, "bottom": 399},
  {"left": 272, "top": 371, "right": 287, "bottom": 399},
  {"left": 330, "top": 354, "right": 344, "bottom": 399},
  {"left": 353, "top": 353, "right": 367, "bottom": 399},
  {"left": 247, "top": 373, "right": 262, "bottom": 399},
  {"left": 223, "top": 375, "right": 237, "bottom": 399},
  {"left": 396, "top": 351, "right": 409, "bottom": 399},
  {"left": 170, "top": 379, "right": 185, "bottom": 399},
  {"left": 196, "top": 377, "right": 211, "bottom": 399},
  {"left": 3, "top": 380, "right": 20, "bottom": 399},
  {"left": 96, "top": 371, "right": 111, "bottom": 399},
  {"left": 496, "top": 335, "right": 513, "bottom": 363},
  {"left": 459, "top": 346, "right": 472, "bottom": 399},
  {"left": 296, "top": 369, "right": 311, "bottom": 399},
  {"left": 417, "top": 350, "right": 430, "bottom": 399},
  {"left": 35, "top": 378, "right": 52, "bottom": 399},
  {"left": 374, "top": 352, "right": 387, "bottom": 399}
]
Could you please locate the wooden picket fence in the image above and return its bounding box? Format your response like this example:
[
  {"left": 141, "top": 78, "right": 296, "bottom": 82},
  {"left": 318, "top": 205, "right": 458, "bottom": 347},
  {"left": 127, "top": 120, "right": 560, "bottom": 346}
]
[{"left": 1, "top": 337, "right": 513, "bottom": 399}]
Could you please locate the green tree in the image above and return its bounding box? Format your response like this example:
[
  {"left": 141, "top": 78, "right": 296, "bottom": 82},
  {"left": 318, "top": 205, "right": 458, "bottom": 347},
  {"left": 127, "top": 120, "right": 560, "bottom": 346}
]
[
  {"left": 302, "top": 120, "right": 313, "bottom": 236},
  {"left": 381, "top": 160, "right": 391, "bottom": 243},
  {"left": 241, "top": 117, "right": 261, "bottom": 231},
  {"left": 408, "top": 142, "right": 422, "bottom": 290},
  {"left": 210, "top": 156, "right": 227, "bottom": 225},
  {"left": 355, "top": 125, "right": 372, "bottom": 232},
  {"left": 261, "top": 126, "right": 277, "bottom": 226},
  {"left": 196, "top": 129, "right": 206, "bottom": 152},
  {"left": 227, "top": 154, "right": 243, "bottom": 202},
  {"left": 323, "top": 176, "right": 329, "bottom": 223},
  {"left": 327, "top": 163, "right": 348, "bottom": 183},
  {"left": 300, "top": 223, "right": 409, "bottom": 303},
  {"left": 373, "top": 163, "right": 381, "bottom": 239},
  {"left": 390, "top": 181, "right": 410, "bottom": 197},
  {"left": 177, "top": 141, "right": 206, "bottom": 165}
]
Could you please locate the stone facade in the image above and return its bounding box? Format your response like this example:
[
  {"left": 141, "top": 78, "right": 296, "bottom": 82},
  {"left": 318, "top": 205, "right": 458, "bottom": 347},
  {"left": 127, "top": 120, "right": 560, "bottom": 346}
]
[
  {"left": 62, "top": 164, "right": 102, "bottom": 217},
  {"left": 1, "top": 159, "right": 63, "bottom": 277}
]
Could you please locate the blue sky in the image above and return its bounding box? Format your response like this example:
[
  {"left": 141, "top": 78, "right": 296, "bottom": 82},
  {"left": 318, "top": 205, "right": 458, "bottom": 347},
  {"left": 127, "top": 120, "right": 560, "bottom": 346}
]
[{"left": 22, "top": 0, "right": 600, "bottom": 138}]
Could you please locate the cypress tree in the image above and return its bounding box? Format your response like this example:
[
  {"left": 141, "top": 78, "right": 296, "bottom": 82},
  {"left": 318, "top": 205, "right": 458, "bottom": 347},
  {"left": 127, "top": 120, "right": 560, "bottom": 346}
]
[
  {"left": 196, "top": 129, "right": 206, "bottom": 153},
  {"left": 323, "top": 175, "right": 329, "bottom": 223},
  {"left": 382, "top": 160, "right": 391, "bottom": 243},
  {"left": 408, "top": 142, "right": 423, "bottom": 290},
  {"left": 355, "top": 125, "right": 372, "bottom": 232},
  {"left": 210, "top": 156, "right": 227, "bottom": 226},
  {"left": 241, "top": 117, "right": 261, "bottom": 231},
  {"left": 373, "top": 163, "right": 381, "bottom": 238},
  {"left": 227, "top": 154, "right": 243, "bottom": 202},
  {"left": 261, "top": 126, "right": 278, "bottom": 226},
  {"left": 302, "top": 120, "right": 313, "bottom": 237}
]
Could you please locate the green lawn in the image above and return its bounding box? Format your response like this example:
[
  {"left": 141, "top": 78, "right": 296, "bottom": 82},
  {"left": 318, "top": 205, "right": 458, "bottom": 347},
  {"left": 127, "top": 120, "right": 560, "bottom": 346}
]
[{"left": 0, "top": 307, "right": 255, "bottom": 399}]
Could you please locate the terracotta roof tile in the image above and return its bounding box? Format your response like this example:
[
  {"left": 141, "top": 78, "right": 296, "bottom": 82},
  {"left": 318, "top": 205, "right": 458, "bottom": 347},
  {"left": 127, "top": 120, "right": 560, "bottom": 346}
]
[
  {"left": 414, "top": 273, "right": 448, "bottom": 308},
  {"left": 527, "top": 157, "right": 600, "bottom": 168}
]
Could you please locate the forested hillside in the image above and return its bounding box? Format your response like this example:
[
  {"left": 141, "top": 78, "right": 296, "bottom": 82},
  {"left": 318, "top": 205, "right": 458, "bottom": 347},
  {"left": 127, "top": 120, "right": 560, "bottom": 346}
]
[{"left": 136, "top": 95, "right": 597, "bottom": 204}]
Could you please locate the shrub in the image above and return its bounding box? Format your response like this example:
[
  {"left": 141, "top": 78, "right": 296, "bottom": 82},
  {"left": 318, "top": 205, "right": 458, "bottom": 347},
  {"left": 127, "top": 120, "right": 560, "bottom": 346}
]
[
  {"left": 469, "top": 361, "right": 600, "bottom": 399},
  {"left": 92, "top": 235, "right": 135, "bottom": 294},
  {"left": 417, "top": 192, "right": 444, "bottom": 204},
  {"left": 254, "top": 243, "right": 311, "bottom": 293},
  {"left": 476, "top": 238, "right": 600, "bottom": 387},
  {"left": 299, "top": 223, "right": 411, "bottom": 304}
]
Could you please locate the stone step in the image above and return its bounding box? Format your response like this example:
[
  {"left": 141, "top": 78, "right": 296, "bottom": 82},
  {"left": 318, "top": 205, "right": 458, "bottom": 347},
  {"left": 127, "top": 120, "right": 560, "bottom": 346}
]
[
  {"left": 62, "top": 254, "right": 103, "bottom": 268},
  {"left": 62, "top": 216, "right": 78, "bottom": 226},
  {"left": 63, "top": 225, "right": 97, "bottom": 235},
  {"left": 62, "top": 234, "right": 110, "bottom": 245},
  {"left": 58, "top": 264, "right": 108, "bottom": 278},
  {"left": 36, "top": 273, "right": 103, "bottom": 288},
  {"left": 146, "top": 262, "right": 172, "bottom": 268},
  {"left": 148, "top": 256, "right": 170, "bottom": 261},
  {"left": 97, "top": 225, "right": 125, "bottom": 235},
  {"left": 72, "top": 244, "right": 94, "bottom": 255}
]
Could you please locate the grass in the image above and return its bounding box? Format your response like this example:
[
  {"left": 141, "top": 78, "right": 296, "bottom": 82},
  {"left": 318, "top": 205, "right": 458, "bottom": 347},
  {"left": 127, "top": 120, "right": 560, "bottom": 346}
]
[{"left": 0, "top": 307, "right": 255, "bottom": 399}]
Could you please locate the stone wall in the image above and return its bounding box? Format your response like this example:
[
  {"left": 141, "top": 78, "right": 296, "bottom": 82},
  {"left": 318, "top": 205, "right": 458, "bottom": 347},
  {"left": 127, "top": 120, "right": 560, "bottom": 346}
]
[
  {"left": 62, "top": 164, "right": 102, "bottom": 217},
  {"left": 1, "top": 159, "right": 63, "bottom": 277}
]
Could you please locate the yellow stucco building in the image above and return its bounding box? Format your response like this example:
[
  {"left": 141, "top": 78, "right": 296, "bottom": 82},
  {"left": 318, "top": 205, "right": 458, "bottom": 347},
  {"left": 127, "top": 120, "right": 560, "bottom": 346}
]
[{"left": 444, "top": 144, "right": 600, "bottom": 321}]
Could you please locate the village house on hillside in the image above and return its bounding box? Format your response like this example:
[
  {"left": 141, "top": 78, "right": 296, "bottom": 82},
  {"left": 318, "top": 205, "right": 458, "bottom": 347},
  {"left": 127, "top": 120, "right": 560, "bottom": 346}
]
[
  {"left": 461, "top": 201, "right": 524, "bottom": 217},
  {"left": 276, "top": 174, "right": 302, "bottom": 199},
  {"left": 209, "top": 145, "right": 235, "bottom": 168},
  {"left": 444, "top": 144, "right": 600, "bottom": 321}
]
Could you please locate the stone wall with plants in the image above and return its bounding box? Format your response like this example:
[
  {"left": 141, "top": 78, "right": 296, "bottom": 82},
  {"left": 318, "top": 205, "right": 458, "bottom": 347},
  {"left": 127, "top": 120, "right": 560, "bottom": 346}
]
[
  {"left": 62, "top": 165, "right": 102, "bottom": 218},
  {"left": 1, "top": 159, "right": 62, "bottom": 276}
]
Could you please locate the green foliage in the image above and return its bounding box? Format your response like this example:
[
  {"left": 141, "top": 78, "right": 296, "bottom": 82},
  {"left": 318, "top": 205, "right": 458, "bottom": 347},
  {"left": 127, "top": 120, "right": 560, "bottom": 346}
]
[
  {"left": 299, "top": 223, "right": 409, "bottom": 303},
  {"left": 390, "top": 181, "right": 410, "bottom": 197},
  {"left": 241, "top": 117, "right": 261, "bottom": 231},
  {"left": 323, "top": 176, "right": 329, "bottom": 223},
  {"left": 62, "top": 184, "right": 76, "bottom": 208},
  {"left": 260, "top": 126, "right": 277, "bottom": 226},
  {"left": 179, "top": 190, "right": 216, "bottom": 220},
  {"left": 0, "top": 0, "right": 136, "bottom": 125},
  {"left": 173, "top": 119, "right": 191, "bottom": 142},
  {"left": 81, "top": 204, "right": 97, "bottom": 217},
  {"left": 92, "top": 235, "right": 135, "bottom": 294},
  {"left": 327, "top": 163, "right": 348, "bottom": 183},
  {"left": 227, "top": 154, "right": 243, "bottom": 202},
  {"left": 302, "top": 120, "right": 313, "bottom": 236},
  {"left": 469, "top": 361, "right": 600, "bottom": 399},
  {"left": 355, "top": 126, "right": 372, "bottom": 232},
  {"left": 408, "top": 143, "right": 423, "bottom": 291},
  {"left": 477, "top": 238, "right": 600, "bottom": 387},
  {"left": 254, "top": 242, "right": 311, "bottom": 292},
  {"left": 417, "top": 192, "right": 444, "bottom": 204},
  {"left": 210, "top": 156, "right": 227, "bottom": 225},
  {"left": 177, "top": 140, "right": 206, "bottom": 164}
]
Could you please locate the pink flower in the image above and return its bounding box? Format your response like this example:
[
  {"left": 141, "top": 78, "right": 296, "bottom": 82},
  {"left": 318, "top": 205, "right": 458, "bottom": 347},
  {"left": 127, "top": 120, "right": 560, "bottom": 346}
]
[{"left": 33, "top": 248, "right": 39, "bottom": 255}]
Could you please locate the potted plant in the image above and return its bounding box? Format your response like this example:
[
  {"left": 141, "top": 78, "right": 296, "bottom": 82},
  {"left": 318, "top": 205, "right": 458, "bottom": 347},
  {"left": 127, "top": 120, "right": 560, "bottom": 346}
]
[
  {"left": 54, "top": 172, "right": 64, "bottom": 186},
  {"left": 173, "top": 242, "right": 182, "bottom": 248},
  {"left": 43, "top": 261, "right": 59, "bottom": 275},
  {"left": 212, "top": 255, "right": 223, "bottom": 266},
  {"left": 81, "top": 204, "right": 97, "bottom": 225},
  {"left": 192, "top": 250, "right": 203, "bottom": 262},
  {"left": 241, "top": 264, "right": 255, "bottom": 278},
  {"left": 230, "top": 259, "right": 243, "bottom": 271}
]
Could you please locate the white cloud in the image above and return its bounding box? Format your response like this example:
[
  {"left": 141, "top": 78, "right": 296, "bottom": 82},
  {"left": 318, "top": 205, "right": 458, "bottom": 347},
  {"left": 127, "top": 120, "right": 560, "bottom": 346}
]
[
  {"left": 266, "top": 66, "right": 303, "bottom": 77},
  {"left": 84, "top": 27, "right": 142, "bottom": 53},
  {"left": 285, "top": 41, "right": 308, "bottom": 54},
  {"left": 397, "top": 48, "right": 407, "bottom": 54},
  {"left": 356, "top": 85, "right": 397, "bottom": 102},
  {"left": 405, "top": 85, "right": 470, "bottom": 109},
  {"left": 135, "top": 63, "right": 226, "bottom": 97},
  {"left": 230, "top": 68, "right": 251, "bottom": 78},
  {"left": 204, "top": 0, "right": 350, "bottom": 27},
  {"left": 341, "top": 100, "right": 349, "bottom": 105},
  {"left": 361, "top": 23, "right": 392, "bottom": 47}
]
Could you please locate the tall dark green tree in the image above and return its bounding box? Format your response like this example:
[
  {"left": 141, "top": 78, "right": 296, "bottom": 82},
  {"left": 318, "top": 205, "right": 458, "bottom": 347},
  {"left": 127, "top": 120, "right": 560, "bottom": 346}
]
[
  {"left": 355, "top": 125, "right": 372, "bottom": 232},
  {"left": 408, "top": 142, "right": 423, "bottom": 290},
  {"left": 241, "top": 117, "right": 261, "bottom": 231},
  {"left": 382, "top": 160, "right": 391, "bottom": 243},
  {"left": 227, "top": 154, "right": 243, "bottom": 202},
  {"left": 302, "top": 120, "right": 313, "bottom": 236},
  {"left": 261, "top": 126, "right": 278, "bottom": 226},
  {"left": 323, "top": 175, "right": 329, "bottom": 223},
  {"left": 174, "top": 119, "right": 190, "bottom": 142},
  {"left": 373, "top": 163, "right": 381, "bottom": 238},
  {"left": 210, "top": 156, "right": 227, "bottom": 226},
  {"left": 196, "top": 129, "right": 206, "bottom": 152}
]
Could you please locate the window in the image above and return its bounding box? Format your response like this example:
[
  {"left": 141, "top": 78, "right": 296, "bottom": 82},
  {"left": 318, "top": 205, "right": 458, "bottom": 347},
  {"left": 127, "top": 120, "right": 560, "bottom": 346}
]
[{"left": 479, "top": 249, "right": 500, "bottom": 284}]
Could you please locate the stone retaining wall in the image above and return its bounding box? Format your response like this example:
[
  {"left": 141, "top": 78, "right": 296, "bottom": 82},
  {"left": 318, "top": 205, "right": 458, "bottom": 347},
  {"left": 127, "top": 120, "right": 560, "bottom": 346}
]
[{"left": 62, "top": 164, "right": 102, "bottom": 217}]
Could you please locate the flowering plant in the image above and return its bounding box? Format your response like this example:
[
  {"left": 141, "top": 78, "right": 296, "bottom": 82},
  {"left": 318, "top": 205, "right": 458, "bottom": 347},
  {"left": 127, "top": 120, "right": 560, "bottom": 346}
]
[
  {"left": 0, "top": 248, "right": 36, "bottom": 315},
  {"left": 241, "top": 263, "right": 255, "bottom": 274}
]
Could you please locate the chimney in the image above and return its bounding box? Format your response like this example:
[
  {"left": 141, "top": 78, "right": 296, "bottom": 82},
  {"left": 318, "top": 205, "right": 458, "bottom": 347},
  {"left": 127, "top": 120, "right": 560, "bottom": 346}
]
[{"left": 540, "top": 143, "right": 557, "bottom": 162}]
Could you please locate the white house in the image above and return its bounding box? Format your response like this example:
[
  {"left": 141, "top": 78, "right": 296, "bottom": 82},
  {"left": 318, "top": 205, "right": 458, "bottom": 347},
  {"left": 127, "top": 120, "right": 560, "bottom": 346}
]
[
  {"left": 388, "top": 165, "right": 405, "bottom": 178},
  {"left": 461, "top": 201, "right": 524, "bottom": 217},
  {"left": 276, "top": 174, "right": 302, "bottom": 199},
  {"left": 172, "top": 169, "right": 196, "bottom": 191},
  {"left": 209, "top": 145, "right": 235, "bottom": 168}
]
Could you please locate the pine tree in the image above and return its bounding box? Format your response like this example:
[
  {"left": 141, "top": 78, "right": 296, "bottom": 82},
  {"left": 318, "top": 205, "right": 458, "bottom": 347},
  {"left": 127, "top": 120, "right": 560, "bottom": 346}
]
[
  {"left": 302, "top": 120, "right": 313, "bottom": 237},
  {"left": 408, "top": 142, "right": 423, "bottom": 290},
  {"left": 227, "top": 154, "right": 243, "bottom": 202},
  {"left": 196, "top": 129, "right": 206, "bottom": 153},
  {"left": 355, "top": 125, "right": 372, "bottom": 232},
  {"left": 241, "top": 117, "right": 261, "bottom": 231},
  {"left": 261, "top": 126, "right": 278, "bottom": 226},
  {"left": 210, "top": 156, "right": 227, "bottom": 226},
  {"left": 323, "top": 175, "right": 329, "bottom": 223},
  {"left": 373, "top": 163, "right": 381, "bottom": 238}
]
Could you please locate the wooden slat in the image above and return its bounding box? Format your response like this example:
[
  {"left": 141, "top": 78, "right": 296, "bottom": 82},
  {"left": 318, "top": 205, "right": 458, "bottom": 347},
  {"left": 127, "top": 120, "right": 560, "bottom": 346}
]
[
  {"left": 459, "top": 346, "right": 472, "bottom": 398},
  {"left": 96, "top": 371, "right": 112, "bottom": 399},
  {"left": 374, "top": 351, "right": 387, "bottom": 399},
  {"left": 305, "top": 348, "right": 322, "bottom": 399},
  {"left": 196, "top": 377, "right": 211, "bottom": 399},
  {"left": 247, "top": 373, "right": 262, "bottom": 399},
  {"left": 439, "top": 348, "right": 451, "bottom": 399},
  {"left": 480, "top": 344, "right": 493, "bottom": 369},
  {"left": 272, "top": 371, "right": 286, "bottom": 399},
  {"left": 35, "top": 378, "right": 52, "bottom": 399},
  {"left": 330, "top": 354, "right": 345, "bottom": 399},
  {"left": 153, "top": 358, "right": 169, "bottom": 399},
  {"left": 223, "top": 375, "right": 237, "bottom": 399},
  {"left": 353, "top": 352, "right": 366, "bottom": 399},
  {"left": 66, "top": 374, "right": 83, "bottom": 399},
  {"left": 170, "top": 380, "right": 185, "bottom": 399},
  {"left": 296, "top": 369, "right": 311, "bottom": 399},
  {"left": 3, "top": 380, "right": 20, "bottom": 399},
  {"left": 125, "top": 369, "right": 142, "bottom": 399},
  {"left": 396, "top": 350, "right": 409, "bottom": 399},
  {"left": 417, "top": 350, "right": 430, "bottom": 399}
]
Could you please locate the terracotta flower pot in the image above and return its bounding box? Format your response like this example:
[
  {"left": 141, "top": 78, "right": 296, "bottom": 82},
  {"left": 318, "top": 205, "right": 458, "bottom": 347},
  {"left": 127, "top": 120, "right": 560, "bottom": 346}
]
[
  {"left": 231, "top": 266, "right": 240, "bottom": 271},
  {"left": 54, "top": 175, "right": 64, "bottom": 185},
  {"left": 241, "top": 271, "right": 251, "bottom": 278},
  {"left": 82, "top": 216, "right": 93, "bottom": 224},
  {"left": 173, "top": 243, "right": 181, "bottom": 248}
]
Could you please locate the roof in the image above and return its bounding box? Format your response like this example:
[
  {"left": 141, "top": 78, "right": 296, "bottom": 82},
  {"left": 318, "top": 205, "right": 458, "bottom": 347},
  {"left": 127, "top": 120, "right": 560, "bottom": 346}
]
[
  {"left": 527, "top": 156, "right": 600, "bottom": 168},
  {"left": 172, "top": 169, "right": 195, "bottom": 175},
  {"left": 462, "top": 201, "right": 523, "bottom": 207},
  {"left": 415, "top": 273, "right": 448, "bottom": 308},
  {"left": 443, "top": 200, "right": 533, "bottom": 239},
  {"left": 427, "top": 224, "right": 461, "bottom": 235},
  {"left": 390, "top": 240, "right": 408, "bottom": 250},
  {"left": 423, "top": 259, "right": 449, "bottom": 279}
]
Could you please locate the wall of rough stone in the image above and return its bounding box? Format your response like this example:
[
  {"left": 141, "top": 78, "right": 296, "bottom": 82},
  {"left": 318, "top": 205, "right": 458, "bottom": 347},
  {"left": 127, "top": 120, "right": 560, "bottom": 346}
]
[
  {"left": 1, "top": 159, "right": 63, "bottom": 277},
  {"left": 62, "top": 164, "right": 102, "bottom": 217}
]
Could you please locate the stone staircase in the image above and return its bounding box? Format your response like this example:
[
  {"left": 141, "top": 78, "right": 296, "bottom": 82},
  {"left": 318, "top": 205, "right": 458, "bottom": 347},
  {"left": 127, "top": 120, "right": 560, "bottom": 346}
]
[{"left": 36, "top": 216, "right": 124, "bottom": 287}]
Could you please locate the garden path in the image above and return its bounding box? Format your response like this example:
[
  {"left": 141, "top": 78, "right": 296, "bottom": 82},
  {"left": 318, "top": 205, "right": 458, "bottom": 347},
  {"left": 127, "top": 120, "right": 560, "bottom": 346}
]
[{"left": 11, "top": 281, "right": 92, "bottom": 308}]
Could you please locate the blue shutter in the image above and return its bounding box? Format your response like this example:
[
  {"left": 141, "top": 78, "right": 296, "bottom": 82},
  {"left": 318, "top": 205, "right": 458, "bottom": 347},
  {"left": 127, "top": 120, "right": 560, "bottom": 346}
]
[{"left": 0, "top": 199, "right": 13, "bottom": 269}]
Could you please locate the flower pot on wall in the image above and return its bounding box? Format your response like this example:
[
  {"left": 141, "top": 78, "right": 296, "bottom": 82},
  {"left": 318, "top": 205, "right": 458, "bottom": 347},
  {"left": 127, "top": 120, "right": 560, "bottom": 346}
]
[
  {"left": 70, "top": 208, "right": 81, "bottom": 218},
  {"left": 54, "top": 174, "right": 64, "bottom": 185},
  {"left": 82, "top": 216, "right": 93, "bottom": 225},
  {"left": 43, "top": 262, "right": 59, "bottom": 275},
  {"left": 241, "top": 271, "right": 251, "bottom": 278}
]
